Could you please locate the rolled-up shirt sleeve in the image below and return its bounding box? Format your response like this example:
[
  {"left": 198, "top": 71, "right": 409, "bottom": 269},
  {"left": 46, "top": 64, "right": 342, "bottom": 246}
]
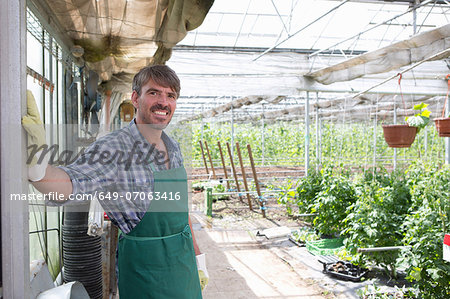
[{"left": 58, "top": 138, "right": 118, "bottom": 196}]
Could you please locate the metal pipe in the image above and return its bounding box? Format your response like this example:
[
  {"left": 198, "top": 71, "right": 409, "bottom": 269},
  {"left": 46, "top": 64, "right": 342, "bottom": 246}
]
[
  {"left": 233, "top": 0, "right": 252, "bottom": 48},
  {"left": 357, "top": 246, "right": 411, "bottom": 253},
  {"left": 231, "top": 103, "right": 235, "bottom": 157},
  {"left": 315, "top": 92, "right": 320, "bottom": 171},
  {"left": 293, "top": 213, "right": 318, "bottom": 217},
  {"left": 352, "top": 47, "right": 450, "bottom": 99},
  {"left": 305, "top": 91, "right": 310, "bottom": 176},
  {"left": 254, "top": 0, "right": 351, "bottom": 61},
  {"left": 373, "top": 104, "right": 378, "bottom": 171},
  {"left": 393, "top": 101, "right": 397, "bottom": 171},
  {"left": 261, "top": 104, "right": 265, "bottom": 166},
  {"left": 446, "top": 99, "right": 450, "bottom": 164},
  {"left": 211, "top": 188, "right": 298, "bottom": 196},
  {"left": 309, "top": 0, "right": 433, "bottom": 57}
]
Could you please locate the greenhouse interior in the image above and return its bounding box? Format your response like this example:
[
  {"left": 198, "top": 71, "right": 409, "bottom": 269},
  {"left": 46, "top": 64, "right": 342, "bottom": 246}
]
[{"left": 1, "top": 0, "right": 450, "bottom": 298}]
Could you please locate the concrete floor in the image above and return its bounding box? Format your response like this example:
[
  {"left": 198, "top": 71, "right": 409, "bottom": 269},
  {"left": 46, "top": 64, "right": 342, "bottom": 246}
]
[{"left": 191, "top": 212, "right": 331, "bottom": 299}]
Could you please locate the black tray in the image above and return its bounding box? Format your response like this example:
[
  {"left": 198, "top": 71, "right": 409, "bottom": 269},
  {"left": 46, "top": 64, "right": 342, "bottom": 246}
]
[
  {"left": 319, "top": 258, "right": 368, "bottom": 282},
  {"left": 288, "top": 237, "right": 306, "bottom": 247}
]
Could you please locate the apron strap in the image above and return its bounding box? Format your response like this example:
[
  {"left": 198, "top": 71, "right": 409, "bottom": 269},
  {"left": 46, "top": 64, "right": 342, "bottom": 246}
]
[
  {"left": 149, "top": 163, "right": 157, "bottom": 172},
  {"left": 120, "top": 224, "right": 190, "bottom": 241}
]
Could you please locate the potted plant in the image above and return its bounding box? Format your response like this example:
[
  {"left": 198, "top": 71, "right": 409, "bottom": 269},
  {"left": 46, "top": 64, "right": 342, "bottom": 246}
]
[
  {"left": 434, "top": 84, "right": 450, "bottom": 136},
  {"left": 435, "top": 117, "right": 450, "bottom": 137},
  {"left": 382, "top": 102, "right": 431, "bottom": 148}
]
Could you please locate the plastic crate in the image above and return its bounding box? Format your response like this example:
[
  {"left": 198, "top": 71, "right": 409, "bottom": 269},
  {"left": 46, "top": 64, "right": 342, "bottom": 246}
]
[{"left": 305, "top": 238, "right": 344, "bottom": 256}]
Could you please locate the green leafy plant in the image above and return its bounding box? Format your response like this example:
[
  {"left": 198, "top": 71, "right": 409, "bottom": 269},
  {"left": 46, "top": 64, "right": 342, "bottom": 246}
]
[
  {"left": 398, "top": 164, "right": 450, "bottom": 298},
  {"left": 273, "top": 179, "right": 298, "bottom": 215},
  {"left": 192, "top": 181, "right": 205, "bottom": 192},
  {"left": 212, "top": 183, "right": 229, "bottom": 200},
  {"left": 343, "top": 170, "right": 411, "bottom": 278},
  {"left": 357, "top": 283, "right": 417, "bottom": 299},
  {"left": 405, "top": 102, "right": 431, "bottom": 131},
  {"left": 295, "top": 169, "right": 323, "bottom": 214},
  {"left": 312, "top": 167, "right": 356, "bottom": 236},
  {"left": 290, "top": 227, "right": 319, "bottom": 243}
]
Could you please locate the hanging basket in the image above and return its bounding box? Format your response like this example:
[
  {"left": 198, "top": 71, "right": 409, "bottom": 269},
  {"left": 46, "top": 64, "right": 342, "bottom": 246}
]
[
  {"left": 435, "top": 74, "right": 450, "bottom": 137},
  {"left": 382, "top": 124, "right": 417, "bottom": 148},
  {"left": 435, "top": 118, "right": 450, "bottom": 137}
]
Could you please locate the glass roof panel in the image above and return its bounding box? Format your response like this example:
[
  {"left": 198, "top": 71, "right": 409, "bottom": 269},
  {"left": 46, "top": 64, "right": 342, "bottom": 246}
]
[{"left": 179, "top": 0, "right": 449, "bottom": 53}]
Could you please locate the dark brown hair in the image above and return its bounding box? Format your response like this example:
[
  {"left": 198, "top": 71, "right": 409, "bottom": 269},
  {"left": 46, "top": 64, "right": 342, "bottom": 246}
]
[{"left": 132, "top": 65, "right": 180, "bottom": 97}]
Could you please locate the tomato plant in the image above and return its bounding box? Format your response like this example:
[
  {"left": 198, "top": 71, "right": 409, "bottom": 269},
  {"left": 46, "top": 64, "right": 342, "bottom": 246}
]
[
  {"left": 343, "top": 170, "right": 411, "bottom": 277},
  {"left": 398, "top": 163, "right": 450, "bottom": 298},
  {"left": 311, "top": 166, "right": 357, "bottom": 236}
]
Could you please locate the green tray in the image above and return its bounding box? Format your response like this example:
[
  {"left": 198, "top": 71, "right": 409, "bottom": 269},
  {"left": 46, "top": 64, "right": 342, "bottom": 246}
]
[{"left": 305, "top": 238, "right": 344, "bottom": 256}]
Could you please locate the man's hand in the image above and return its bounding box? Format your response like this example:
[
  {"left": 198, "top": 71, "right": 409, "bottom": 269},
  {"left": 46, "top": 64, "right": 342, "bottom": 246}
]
[
  {"left": 196, "top": 253, "right": 209, "bottom": 291},
  {"left": 22, "top": 90, "right": 48, "bottom": 181}
]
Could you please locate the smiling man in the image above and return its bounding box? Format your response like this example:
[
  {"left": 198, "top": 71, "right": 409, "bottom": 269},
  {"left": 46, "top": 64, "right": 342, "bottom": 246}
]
[{"left": 24, "top": 65, "right": 208, "bottom": 298}]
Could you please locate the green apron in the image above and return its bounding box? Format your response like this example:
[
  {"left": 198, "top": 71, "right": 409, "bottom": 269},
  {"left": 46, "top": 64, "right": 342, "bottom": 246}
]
[{"left": 118, "top": 165, "right": 202, "bottom": 299}]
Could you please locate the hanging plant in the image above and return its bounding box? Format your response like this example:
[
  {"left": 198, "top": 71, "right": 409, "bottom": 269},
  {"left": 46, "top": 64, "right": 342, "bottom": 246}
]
[
  {"left": 405, "top": 102, "right": 431, "bottom": 132},
  {"left": 434, "top": 74, "right": 450, "bottom": 137},
  {"left": 382, "top": 124, "right": 417, "bottom": 148},
  {"left": 382, "top": 74, "right": 430, "bottom": 148}
]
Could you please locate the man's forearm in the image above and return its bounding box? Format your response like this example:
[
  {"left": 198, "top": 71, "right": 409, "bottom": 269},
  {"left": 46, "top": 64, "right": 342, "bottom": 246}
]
[{"left": 31, "top": 165, "right": 73, "bottom": 201}]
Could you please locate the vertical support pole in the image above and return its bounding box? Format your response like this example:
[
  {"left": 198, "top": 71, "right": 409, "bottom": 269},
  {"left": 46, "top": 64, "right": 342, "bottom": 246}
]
[
  {"left": 373, "top": 104, "right": 378, "bottom": 172},
  {"left": 261, "top": 104, "right": 265, "bottom": 166},
  {"left": 231, "top": 101, "right": 235, "bottom": 157},
  {"left": 446, "top": 99, "right": 450, "bottom": 164},
  {"left": 393, "top": 102, "right": 397, "bottom": 171},
  {"left": 201, "top": 106, "right": 204, "bottom": 141},
  {"left": 205, "top": 188, "right": 213, "bottom": 217},
  {"left": 305, "top": 91, "right": 310, "bottom": 176},
  {"left": 413, "top": 0, "right": 419, "bottom": 35},
  {"left": 424, "top": 126, "right": 428, "bottom": 159},
  {"left": 217, "top": 142, "right": 231, "bottom": 191},
  {"left": 247, "top": 144, "right": 266, "bottom": 217},
  {"left": 1, "top": 0, "right": 29, "bottom": 297},
  {"left": 315, "top": 92, "right": 320, "bottom": 171},
  {"left": 236, "top": 142, "right": 253, "bottom": 210},
  {"left": 319, "top": 117, "right": 322, "bottom": 167},
  {"left": 198, "top": 141, "right": 209, "bottom": 175},
  {"left": 261, "top": 104, "right": 266, "bottom": 166},
  {"left": 226, "top": 142, "right": 243, "bottom": 202},
  {"left": 204, "top": 141, "right": 216, "bottom": 179},
  {"left": 109, "top": 224, "right": 118, "bottom": 295}
]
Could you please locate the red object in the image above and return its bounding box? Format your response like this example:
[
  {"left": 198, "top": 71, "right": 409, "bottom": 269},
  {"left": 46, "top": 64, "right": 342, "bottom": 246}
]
[
  {"left": 444, "top": 234, "right": 450, "bottom": 246},
  {"left": 104, "top": 212, "right": 110, "bottom": 220}
]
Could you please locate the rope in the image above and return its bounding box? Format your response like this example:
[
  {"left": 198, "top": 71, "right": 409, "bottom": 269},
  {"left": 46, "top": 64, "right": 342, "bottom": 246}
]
[{"left": 397, "top": 73, "right": 408, "bottom": 112}]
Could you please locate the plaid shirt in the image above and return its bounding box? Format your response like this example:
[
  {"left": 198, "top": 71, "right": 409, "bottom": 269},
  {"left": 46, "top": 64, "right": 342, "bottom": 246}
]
[{"left": 58, "top": 120, "right": 184, "bottom": 234}]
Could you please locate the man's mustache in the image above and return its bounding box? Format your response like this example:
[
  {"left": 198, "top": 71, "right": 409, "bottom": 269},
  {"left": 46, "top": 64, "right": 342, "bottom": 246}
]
[{"left": 151, "top": 104, "right": 171, "bottom": 114}]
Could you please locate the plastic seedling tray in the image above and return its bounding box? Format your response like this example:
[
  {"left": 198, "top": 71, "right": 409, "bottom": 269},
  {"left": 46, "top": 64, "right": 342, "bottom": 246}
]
[
  {"left": 319, "top": 259, "right": 368, "bottom": 282},
  {"left": 288, "top": 236, "right": 306, "bottom": 247},
  {"left": 305, "top": 238, "right": 344, "bottom": 256},
  {"left": 319, "top": 256, "right": 368, "bottom": 282}
]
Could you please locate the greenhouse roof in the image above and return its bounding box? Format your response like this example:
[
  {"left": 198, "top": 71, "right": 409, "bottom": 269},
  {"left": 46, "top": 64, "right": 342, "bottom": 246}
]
[{"left": 29, "top": 0, "right": 450, "bottom": 123}]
